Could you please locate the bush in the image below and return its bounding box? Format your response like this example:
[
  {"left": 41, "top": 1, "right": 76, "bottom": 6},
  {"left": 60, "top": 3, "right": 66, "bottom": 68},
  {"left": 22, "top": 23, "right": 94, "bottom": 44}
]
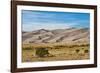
[
  {"left": 84, "top": 50, "right": 89, "bottom": 53},
  {"left": 76, "top": 49, "right": 80, "bottom": 53},
  {"left": 23, "top": 47, "right": 32, "bottom": 50},
  {"left": 36, "top": 48, "right": 49, "bottom": 57}
]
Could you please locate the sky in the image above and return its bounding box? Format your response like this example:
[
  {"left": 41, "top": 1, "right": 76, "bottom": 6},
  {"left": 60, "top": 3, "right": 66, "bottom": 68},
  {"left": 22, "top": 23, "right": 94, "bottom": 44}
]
[{"left": 22, "top": 10, "right": 90, "bottom": 31}]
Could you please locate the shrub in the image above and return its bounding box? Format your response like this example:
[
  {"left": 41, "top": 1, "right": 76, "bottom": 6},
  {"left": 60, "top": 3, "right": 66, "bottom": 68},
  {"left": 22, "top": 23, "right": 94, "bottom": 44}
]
[
  {"left": 36, "top": 48, "right": 49, "bottom": 57},
  {"left": 23, "top": 47, "right": 32, "bottom": 50},
  {"left": 81, "top": 48, "right": 84, "bottom": 50},
  {"left": 84, "top": 50, "right": 89, "bottom": 53},
  {"left": 76, "top": 49, "right": 80, "bottom": 53}
]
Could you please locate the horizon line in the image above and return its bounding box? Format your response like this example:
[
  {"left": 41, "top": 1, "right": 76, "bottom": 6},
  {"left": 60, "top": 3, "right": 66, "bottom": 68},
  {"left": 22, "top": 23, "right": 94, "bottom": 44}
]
[{"left": 22, "top": 27, "right": 90, "bottom": 32}]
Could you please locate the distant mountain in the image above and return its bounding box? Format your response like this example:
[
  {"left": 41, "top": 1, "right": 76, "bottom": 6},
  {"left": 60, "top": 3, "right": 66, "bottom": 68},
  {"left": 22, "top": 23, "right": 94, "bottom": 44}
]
[{"left": 22, "top": 28, "right": 89, "bottom": 44}]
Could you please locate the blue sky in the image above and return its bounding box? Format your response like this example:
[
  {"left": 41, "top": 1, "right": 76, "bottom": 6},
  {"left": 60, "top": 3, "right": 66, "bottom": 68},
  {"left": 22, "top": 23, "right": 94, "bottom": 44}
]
[{"left": 22, "top": 10, "right": 90, "bottom": 31}]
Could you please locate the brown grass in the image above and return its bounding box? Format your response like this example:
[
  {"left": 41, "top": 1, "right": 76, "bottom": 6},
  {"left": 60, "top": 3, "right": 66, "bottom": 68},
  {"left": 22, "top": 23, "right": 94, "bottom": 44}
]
[{"left": 22, "top": 42, "right": 90, "bottom": 62}]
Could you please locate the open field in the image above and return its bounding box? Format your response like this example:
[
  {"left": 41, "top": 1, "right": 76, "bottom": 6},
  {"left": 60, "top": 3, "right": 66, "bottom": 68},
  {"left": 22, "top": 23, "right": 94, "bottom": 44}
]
[{"left": 22, "top": 42, "right": 90, "bottom": 62}]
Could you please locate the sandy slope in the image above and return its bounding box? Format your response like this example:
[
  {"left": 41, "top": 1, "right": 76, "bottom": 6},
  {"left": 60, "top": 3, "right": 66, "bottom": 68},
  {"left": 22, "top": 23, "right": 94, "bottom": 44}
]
[{"left": 22, "top": 28, "right": 89, "bottom": 44}]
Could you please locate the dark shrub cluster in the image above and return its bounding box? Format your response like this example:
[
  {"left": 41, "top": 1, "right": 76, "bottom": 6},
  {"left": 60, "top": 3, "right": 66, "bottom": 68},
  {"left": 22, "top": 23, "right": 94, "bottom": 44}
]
[
  {"left": 76, "top": 49, "right": 80, "bottom": 53},
  {"left": 36, "top": 48, "right": 49, "bottom": 57},
  {"left": 84, "top": 50, "right": 89, "bottom": 53},
  {"left": 23, "top": 47, "right": 33, "bottom": 50}
]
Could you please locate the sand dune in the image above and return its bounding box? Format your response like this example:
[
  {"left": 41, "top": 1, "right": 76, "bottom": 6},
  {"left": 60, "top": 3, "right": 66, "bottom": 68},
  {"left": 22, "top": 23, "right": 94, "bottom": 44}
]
[{"left": 22, "top": 28, "right": 89, "bottom": 44}]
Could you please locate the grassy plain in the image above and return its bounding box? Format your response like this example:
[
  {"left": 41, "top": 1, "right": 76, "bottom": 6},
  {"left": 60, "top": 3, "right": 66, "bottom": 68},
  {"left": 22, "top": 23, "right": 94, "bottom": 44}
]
[{"left": 22, "top": 42, "right": 90, "bottom": 62}]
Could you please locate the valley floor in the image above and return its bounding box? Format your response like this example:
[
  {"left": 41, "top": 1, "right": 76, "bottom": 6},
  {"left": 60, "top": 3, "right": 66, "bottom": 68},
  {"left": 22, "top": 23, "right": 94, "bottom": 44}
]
[{"left": 22, "top": 42, "right": 90, "bottom": 62}]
